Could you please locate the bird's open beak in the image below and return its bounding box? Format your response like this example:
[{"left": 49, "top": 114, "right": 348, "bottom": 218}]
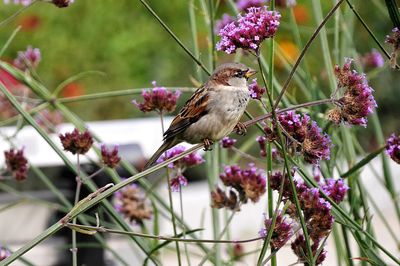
[{"left": 245, "top": 69, "right": 257, "bottom": 79}]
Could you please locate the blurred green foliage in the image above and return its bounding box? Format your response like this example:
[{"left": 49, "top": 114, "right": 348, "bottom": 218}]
[{"left": 0, "top": 0, "right": 399, "bottom": 139}]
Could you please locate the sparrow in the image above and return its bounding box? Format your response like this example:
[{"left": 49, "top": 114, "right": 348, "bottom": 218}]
[{"left": 144, "top": 62, "right": 257, "bottom": 169}]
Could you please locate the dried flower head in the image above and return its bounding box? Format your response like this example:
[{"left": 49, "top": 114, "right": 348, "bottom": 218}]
[
  {"left": 4, "top": 148, "right": 29, "bottom": 181},
  {"left": 361, "top": 49, "right": 384, "bottom": 69},
  {"left": 220, "top": 136, "right": 237, "bottom": 148},
  {"left": 132, "top": 81, "right": 181, "bottom": 114},
  {"left": 236, "top": 0, "right": 267, "bottom": 11},
  {"left": 256, "top": 135, "right": 267, "bottom": 157},
  {"left": 52, "top": 0, "right": 74, "bottom": 8},
  {"left": 302, "top": 121, "right": 331, "bottom": 165},
  {"left": 101, "top": 144, "right": 121, "bottom": 168},
  {"left": 170, "top": 175, "right": 188, "bottom": 192},
  {"left": 13, "top": 46, "right": 41, "bottom": 71},
  {"left": 291, "top": 235, "right": 327, "bottom": 265},
  {"left": 386, "top": 133, "right": 400, "bottom": 164},
  {"left": 59, "top": 128, "right": 93, "bottom": 155},
  {"left": 114, "top": 183, "right": 152, "bottom": 224},
  {"left": 211, "top": 187, "right": 239, "bottom": 210},
  {"left": 385, "top": 27, "right": 400, "bottom": 68},
  {"left": 321, "top": 178, "right": 349, "bottom": 204},
  {"left": 330, "top": 58, "right": 377, "bottom": 127},
  {"left": 216, "top": 7, "right": 281, "bottom": 54},
  {"left": 157, "top": 145, "right": 204, "bottom": 170},
  {"left": 259, "top": 212, "right": 293, "bottom": 250},
  {"left": 35, "top": 109, "right": 63, "bottom": 134},
  {"left": 220, "top": 164, "right": 266, "bottom": 203},
  {"left": 249, "top": 79, "right": 266, "bottom": 100},
  {"left": 0, "top": 246, "right": 11, "bottom": 261}
]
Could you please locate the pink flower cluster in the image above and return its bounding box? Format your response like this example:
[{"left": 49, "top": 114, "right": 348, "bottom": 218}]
[
  {"left": 59, "top": 128, "right": 93, "bottom": 155},
  {"left": 248, "top": 78, "right": 265, "bottom": 100},
  {"left": 385, "top": 27, "right": 400, "bottom": 68},
  {"left": 236, "top": 0, "right": 267, "bottom": 11},
  {"left": 101, "top": 144, "right": 121, "bottom": 168},
  {"left": 259, "top": 212, "right": 293, "bottom": 250},
  {"left": 220, "top": 136, "right": 237, "bottom": 148},
  {"left": 386, "top": 133, "right": 400, "bottom": 164},
  {"left": 216, "top": 7, "right": 281, "bottom": 54},
  {"left": 132, "top": 81, "right": 181, "bottom": 114},
  {"left": 4, "top": 148, "right": 29, "bottom": 181},
  {"left": 13, "top": 46, "right": 41, "bottom": 71},
  {"left": 361, "top": 49, "right": 384, "bottom": 69}
]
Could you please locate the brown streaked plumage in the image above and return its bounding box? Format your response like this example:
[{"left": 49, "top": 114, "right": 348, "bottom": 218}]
[{"left": 144, "top": 62, "right": 256, "bottom": 169}]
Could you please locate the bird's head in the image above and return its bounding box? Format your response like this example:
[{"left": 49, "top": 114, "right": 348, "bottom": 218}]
[{"left": 210, "top": 62, "right": 257, "bottom": 87}]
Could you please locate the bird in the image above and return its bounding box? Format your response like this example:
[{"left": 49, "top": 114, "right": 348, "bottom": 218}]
[{"left": 144, "top": 62, "right": 257, "bottom": 169}]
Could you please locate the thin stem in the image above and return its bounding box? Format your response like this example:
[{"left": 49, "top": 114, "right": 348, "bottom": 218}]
[
  {"left": 0, "top": 26, "right": 21, "bottom": 57},
  {"left": 179, "top": 188, "right": 191, "bottom": 266},
  {"left": 273, "top": 0, "right": 345, "bottom": 110},
  {"left": 66, "top": 223, "right": 264, "bottom": 244},
  {"left": 138, "top": 0, "right": 211, "bottom": 75},
  {"left": 71, "top": 154, "right": 81, "bottom": 266}
]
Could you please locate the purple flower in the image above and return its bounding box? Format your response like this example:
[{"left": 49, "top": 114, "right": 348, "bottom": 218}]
[
  {"left": 101, "top": 144, "right": 121, "bottom": 168},
  {"left": 385, "top": 27, "right": 400, "bottom": 68},
  {"left": 236, "top": 0, "right": 267, "bottom": 11},
  {"left": 302, "top": 121, "right": 331, "bottom": 165},
  {"left": 170, "top": 175, "right": 188, "bottom": 192},
  {"left": 221, "top": 136, "right": 237, "bottom": 148},
  {"left": 215, "top": 14, "right": 235, "bottom": 34},
  {"left": 132, "top": 81, "right": 181, "bottom": 114},
  {"left": 3, "top": 0, "right": 32, "bottom": 5},
  {"left": 13, "top": 46, "right": 41, "bottom": 71},
  {"left": 291, "top": 235, "right": 327, "bottom": 265},
  {"left": 330, "top": 58, "right": 377, "bottom": 127},
  {"left": 386, "top": 133, "right": 400, "bottom": 164},
  {"left": 4, "top": 148, "right": 29, "bottom": 181},
  {"left": 361, "top": 49, "right": 384, "bottom": 68},
  {"left": 157, "top": 145, "right": 204, "bottom": 169},
  {"left": 0, "top": 246, "right": 11, "bottom": 261},
  {"left": 259, "top": 212, "right": 293, "bottom": 250},
  {"left": 59, "top": 128, "right": 93, "bottom": 155},
  {"left": 52, "top": 0, "right": 74, "bottom": 8},
  {"left": 249, "top": 79, "right": 266, "bottom": 100},
  {"left": 322, "top": 178, "right": 349, "bottom": 204},
  {"left": 256, "top": 135, "right": 267, "bottom": 157},
  {"left": 216, "top": 7, "right": 281, "bottom": 54},
  {"left": 220, "top": 164, "right": 266, "bottom": 203},
  {"left": 114, "top": 183, "right": 152, "bottom": 224}
]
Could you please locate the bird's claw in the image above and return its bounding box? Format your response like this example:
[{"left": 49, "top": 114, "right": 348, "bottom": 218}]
[
  {"left": 234, "top": 122, "right": 247, "bottom": 136},
  {"left": 203, "top": 139, "right": 214, "bottom": 151}
]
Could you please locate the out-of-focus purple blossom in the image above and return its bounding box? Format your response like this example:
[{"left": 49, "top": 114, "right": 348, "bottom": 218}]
[
  {"left": 216, "top": 7, "right": 281, "bottom": 54},
  {"left": 331, "top": 58, "right": 377, "bottom": 127},
  {"left": 4, "top": 148, "right": 29, "bottom": 181},
  {"left": 215, "top": 14, "right": 234, "bottom": 34},
  {"left": 275, "top": 0, "right": 297, "bottom": 8},
  {"left": 220, "top": 164, "right": 266, "bottom": 203},
  {"left": 220, "top": 136, "right": 237, "bottom": 149},
  {"left": 157, "top": 145, "right": 204, "bottom": 169},
  {"left": 291, "top": 235, "right": 327, "bottom": 265},
  {"left": 211, "top": 187, "right": 239, "bottom": 210},
  {"left": 256, "top": 135, "right": 267, "bottom": 157},
  {"left": 385, "top": 27, "right": 400, "bottom": 68},
  {"left": 13, "top": 46, "right": 41, "bottom": 71},
  {"left": 35, "top": 109, "right": 63, "bottom": 134},
  {"left": 132, "top": 81, "right": 181, "bottom": 114},
  {"left": 248, "top": 78, "right": 266, "bottom": 100},
  {"left": 386, "top": 133, "right": 400, "bottom": 164},
  {"left": 0, "top": 246, "right": 11, "bottom": 261},
  {"left": 114, "top": 183, "right": 152, "bottom": 224},
  {"left": 259, "top": 212, "right": 293, "bottom": 250},
  {"left": 236, "top": 0, "right": 267, "bottom": 11},
  {"left": 59, "top": 128, "right": 93, "bottom": 155},
  {"left": 101, "top": 144, "right": 121, "bottom": 168},
  {"left": 321, "top": 178, "right": 349, "bottom": 204},
  {"left": 170, "top": 175, "right": 188, "bottom": 192},
  {"left": 52, "top": 0, "right": 74, "bottom": 8},
  {"left": 3, "top": 0, "right": 32, "bottom": 6},
  {"left": 361, "top": 49, "right": 384, "bottom": 68}
]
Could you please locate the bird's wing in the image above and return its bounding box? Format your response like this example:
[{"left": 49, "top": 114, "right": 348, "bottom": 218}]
[{"left": 163, "top": 85, "right": 210, "bottom": 141}]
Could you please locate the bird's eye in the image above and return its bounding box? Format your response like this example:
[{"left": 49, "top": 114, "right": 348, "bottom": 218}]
[{"left": 235, "top": 70, "right": 245, "bottom": 78}]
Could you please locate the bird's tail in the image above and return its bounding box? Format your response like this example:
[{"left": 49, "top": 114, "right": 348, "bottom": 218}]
[{"left": 143, "top": 140, "right": 178, "bottom": 170}]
